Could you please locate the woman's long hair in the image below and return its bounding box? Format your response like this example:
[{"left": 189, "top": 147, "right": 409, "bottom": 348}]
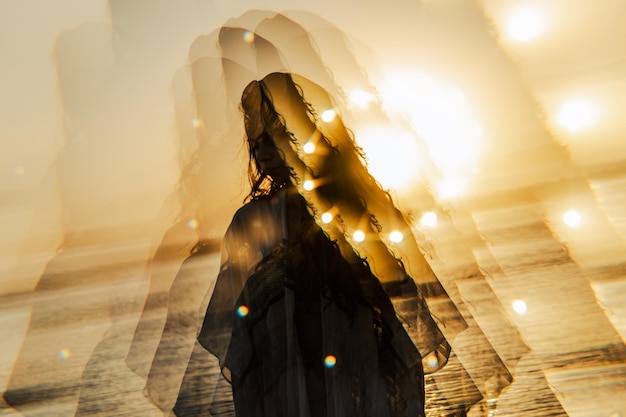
[
  {"left": 240, "top": 73, "right": 457, "bottom": 372},
  {"left": 241, "top": 73, "right": 424, "bottom": 281}
]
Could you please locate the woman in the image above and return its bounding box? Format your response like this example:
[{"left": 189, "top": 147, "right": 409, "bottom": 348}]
[{"left": 197, "top": 73, "right": 450, "bottom": 417}]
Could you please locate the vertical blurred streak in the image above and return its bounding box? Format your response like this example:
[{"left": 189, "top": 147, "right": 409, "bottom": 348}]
[
  {"left": 132, "top": 24, "right": 264, "bottom": 413},
  {"left": 124, "top": 59, "right": 211, "bottom": 382},
  {"left": 3, "top": 21, "right": 117, "bottom": 414},
  {"left": 135, "top": 55, "right": 229, "bottom": 411}
]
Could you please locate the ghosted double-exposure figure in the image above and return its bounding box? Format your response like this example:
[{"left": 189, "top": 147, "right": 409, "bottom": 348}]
[{"left": 197, "top": 73, "right": 450, "bottom": 417}]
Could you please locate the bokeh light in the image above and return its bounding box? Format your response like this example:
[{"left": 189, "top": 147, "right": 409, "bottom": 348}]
[
  {"left": 237, "top": 305, "right": 249, "bottom": 318},
  {"left": 425, "top": 352, "right": 439, "bottom": 370},
  {"left": 563, "top": 210, "right": 582, "bottom": 228},
  {"left": 506, "top": 5, "right": 547, "bottom": 42},
  {"left": 389, "top": 230, "right": 404, "bottom": 243},
  {"left": 57, "top": 349, "right": 71, "bottom": 360},
  {"left": 321, "top": 212, "right": 333, "bottom": 224},
  {"left": 187, "top": 218, "right": 198, "bottom": 230},
  {"left": 512, "top": 299, "right": 527, "bottom": 315},
  {"left": 321, "top": 109, "right": 336, "bottom": 122},
  {"left": 353, "top": 230, "right": 365, "bottom": 242},
  {"left": 243, "top": 30, "right": 255, "bottom": 43},
  {"left": 303, "top": 180, "right": 315, "bottom": 191},
  {"left": 191, "top": 118, "right": 201, "bottom": 128},
  {"left": 420, "top": 212, "right": 438, "bottom": 228},
  {"left": 324, "top": 355, "right": 337, "bottom": 368},
  {"left": 303, "top": 141, "right": 316, "bottom": 154}
]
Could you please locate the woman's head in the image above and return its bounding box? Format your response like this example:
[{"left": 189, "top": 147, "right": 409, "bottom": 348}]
[
  {"left": 241, "top": 73, "right": 354, "bottom": 201},
  {"left": 249, "top": 131, "right": 292, "bottom": 187},
  {"left": 240, "top": 74, "right": 386, "bottom": 215},
  {"left": 240, "top": 73, "right": 440, "bottom": 286},
  {"left": 241, "top": 77, "right": 300, "bottom": 198}
]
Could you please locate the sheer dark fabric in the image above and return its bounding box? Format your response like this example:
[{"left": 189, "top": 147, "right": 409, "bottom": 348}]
[{"left": 198, "top": 185, "right": 436, "bottom": 417}]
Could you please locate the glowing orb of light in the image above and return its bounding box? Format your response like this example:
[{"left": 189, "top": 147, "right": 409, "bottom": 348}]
[
  {"left": 506, "top": 5, "right": 546, "bottom": 42},
  {"left": 237, "top": 305, "right": 249, "bottom": 318},
  {"left": 321, "top": 212, "right": 333, "bottom": 224},
  {"left": 353, "top": 230, "right": 365, "bottom": 242},
  {"left": 243, "top": 31, "right": 255, "bottom": 43},
  {"left": 187, "top": 219, "right": 199, "bottom": 230},
  {"left": 512, "top": 299, "right": 527, "bottom": 315},
  {"left": 425, "top": 352, "right": 439, "bottom": 370},
  {"left": 303, "top": 141, "right": 316, "bottom": 154},
  {"left": 324, "top": 355, "right": 337, "bottom": 368},
  {"left": 321, "top": 109, "right": 336, "bottom": 123},
  {"left": 58, "top": 349, "right": 71, "bottom": 360},
  {"left": 563, "top": 210, "right": 581, "bottom": 228},
  {"left": 420, "top": 212, "right": 438, "bottom": 228},
  {"left": 303, "top": 180, "right": 315, "bottom": 191},
  {"left": 389, "top": 230, "right": 404, "bottom": 243},
  {"left": 349, "top": 89, "right": 376, "bottom": 109},
  {"left": 556, "top": 99, "right": 598, "bottom": 133}
]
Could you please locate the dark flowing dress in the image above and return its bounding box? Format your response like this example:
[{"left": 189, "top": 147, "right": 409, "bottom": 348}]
[{"left": 198, "top": 185, "right": 436, "bottom": 417}]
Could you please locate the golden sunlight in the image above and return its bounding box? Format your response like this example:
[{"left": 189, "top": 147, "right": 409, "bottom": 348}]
[
  {"left": 379, "top": 71, "right": 482, "bottom": 197},
  {"left": 354, "top": 125, "right": 422, "bottom": 191}
]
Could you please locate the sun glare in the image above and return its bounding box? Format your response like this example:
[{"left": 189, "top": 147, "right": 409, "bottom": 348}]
[
  {"left": 379, "top": 71, "right": 482, "bottom": 198},
  {"left": 354, "top": 125, "right": 422, "bottom": 191}
]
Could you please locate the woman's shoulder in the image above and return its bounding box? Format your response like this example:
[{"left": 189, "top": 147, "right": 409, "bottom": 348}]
[{"left": 230, "top": 196, "right": 272, "bottom": 225}]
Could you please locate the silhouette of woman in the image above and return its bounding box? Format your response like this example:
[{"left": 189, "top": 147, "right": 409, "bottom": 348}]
[{"left": 197, "top": 72, "right": 450, "bottom": 417}]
